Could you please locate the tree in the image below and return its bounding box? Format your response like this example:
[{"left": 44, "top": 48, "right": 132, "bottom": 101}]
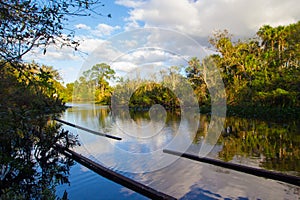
[
  {"left": 207, "top": 22, "right": 300, "bottom": 108},
  {"left": 185, "top": 57, "right": 210, "bottom": 105},
  {"left": 64, "top": 82, "right": 75, "bottom": 102},
  {"left": 91, "top": 63, "right": 115, "bottom": 102},
  {"left": 0, "top": 62, "right": 79, "bottom": 199},
  {"left": 72, "top": 63, "right": 116, "bottom": 103},
  {"left": 0, "top": 1, "right": 112, "bottom": 198},
  {"left": 283, "top": 21, "right": 300, "bottom": 68},
  {"left": 0, "top": 0, "right": 111, "bottom": 65}
]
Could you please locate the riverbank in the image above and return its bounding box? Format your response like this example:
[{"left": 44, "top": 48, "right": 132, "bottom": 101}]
[
  {"left": 200, "top": 105, "right": 300, "bottom": 122},
  {"left": 125, "top": 104, "right": 300, "bottom": 122},
  {"left": 73, "top": 101, "right": 300, "bottom": 122}
]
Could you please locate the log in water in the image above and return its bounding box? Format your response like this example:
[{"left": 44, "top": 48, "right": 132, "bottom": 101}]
[
  {"left": 163, "top": 149, "right": 300, "bottom": 187},
  {"left": 55, "top": 144, "right": 176, "bottom": 200},
  {"left": 54, "top": 118, "right": 122, "bottom": 140}
]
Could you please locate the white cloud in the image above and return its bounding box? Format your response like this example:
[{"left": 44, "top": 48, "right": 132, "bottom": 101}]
[
  {"left": 92, "top": 23, "right": 121, "bottom": 36},
  {"left": 26, "top": 46, "right": 79, "bottom": 62},
  {"left": 75, "top": 23, "right": 91, "bottom": 30},
  {"left": 24, "top": 36, "right": 108, "bottom": 83},
  {"left": 120, "top": 39, "right": 139, "bottom": 48},
  {"left": 76, "top": 37, "right": 106, "bottom": 53},
  {"left": 75, "top": 23, "right": 121, "bottom": 37},
  {"left": 26, "top": 0, "right": 300, "bottom": 84},
  {"left": 115, "top": 0, "right": 145, "bottom": 8},
  {"left": 124, "top": 20, "right": 141, "bottom": 31},
  {"left": 110, "top": 61, "right": 138, "bottom": 72},
  {"left": 120, "top": 0, "right": 300, "bottom": 40},
  {"left": 26, "top": 36, "right": 106, "bottom": 62}
]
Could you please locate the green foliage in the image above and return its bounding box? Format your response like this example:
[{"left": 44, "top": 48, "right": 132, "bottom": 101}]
[
  {"left": 60, "top": 22, "right": 300, "bottom": 117},
  {"left": 185, "top": 57, "right": 210, "bottom": 105},
  {"left": 0, "top": 1, "right": 111, "bottom": 198},
  {"left": 0, "top": 0, "right": 110, "bottom": 64},
  {"left": 215, "top": 117, "right": 300, "bottom": 174},
  {"left": 0, "top": 62, "right": 79, "bottom": 199},
  {"left": 112, "top": 67, "right": 190, "bottom": 110},
  {"left": 62, "top": 83, "right": 74, "bottom": 102},
  {"left": 189, "top": 21, "right": 300, "bottom": 111},
  {"left": 129, "top": 82, "right": 179, "bottom": 109},
  {"left": 72, "top": 63, "right": 116, "bottom": 104}
]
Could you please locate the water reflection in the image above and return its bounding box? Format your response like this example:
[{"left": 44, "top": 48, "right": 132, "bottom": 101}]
[
  {"left": 185, "top": 113, "right": 300, "bottom": 176},
  {"left": 61, "top": 103, "right": 300, "bottom": 199},
  {"left": 215, "top": 117, "right": 300, "bottom": 176}
]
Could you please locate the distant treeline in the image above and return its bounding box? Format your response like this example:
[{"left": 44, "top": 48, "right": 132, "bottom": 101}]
[
  {"left": 52, "top": 22, "right": 300, "bottom": 115},
  {"left": 2, "top": 22, "right": 298, "bottom": 111}
]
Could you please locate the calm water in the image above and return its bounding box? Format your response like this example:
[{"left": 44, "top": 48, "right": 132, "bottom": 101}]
[{"left": 56, "top": 103, "right": 300, "bottom": 199}]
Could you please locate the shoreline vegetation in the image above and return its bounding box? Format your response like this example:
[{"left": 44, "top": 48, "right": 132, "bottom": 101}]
[
  {"left": 67, "top": 101, "right": 300, "bottom": 122},
  {"left": 0, "top": 1, "right": 112, "bottom": 198},
  {"left": 1, "top": 0, "right": 299, "bottom": 198},
  {"left": 1, "top": 4, "right": 299, "bottom": 197},
  {"left": 62, "top": 21, "right": 299, "bottom": 121}
]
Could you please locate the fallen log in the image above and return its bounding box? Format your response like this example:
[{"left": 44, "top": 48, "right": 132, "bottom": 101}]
[
  {"left": 55, "top": 144, "right": 176, "bottom": 200},
  {"left": 54, "top": 118, "right": 122, "bottom": 140},
  {"left": 163, "top": 149, "right": 300, "bottom": 187}
]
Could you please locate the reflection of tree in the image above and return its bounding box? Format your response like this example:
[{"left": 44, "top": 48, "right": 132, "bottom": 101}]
[
  {"left": 98, "top": 107, "right": 113, "bottom": 132},
  {"left": 0, "top": 63, "right": 79, "bottom": 199},
  {"left": 193, "top": 115, "right": 300, "bottom": 175},
  {"left": 193, "top": 115, "right": 210, "bottom": 144},
  {"left": 213, "top": 117, "right": 300, "bottom": 175}
]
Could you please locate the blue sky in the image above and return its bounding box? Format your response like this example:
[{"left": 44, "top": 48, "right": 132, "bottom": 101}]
[{"left": 25, "top": 0, "right": 300, "bottom": 84}]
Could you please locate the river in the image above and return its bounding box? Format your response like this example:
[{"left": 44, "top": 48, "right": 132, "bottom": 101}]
[{"left": 56, "top": 103, "right": 300, "bottom": 199}]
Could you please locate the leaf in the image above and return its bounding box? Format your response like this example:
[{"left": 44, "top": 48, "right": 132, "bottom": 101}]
[{"left": 17, "top": 129, "right": 24, "bottom": 138}]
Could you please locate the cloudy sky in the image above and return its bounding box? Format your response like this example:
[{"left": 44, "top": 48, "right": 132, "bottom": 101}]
[{"left": 25, "top": 0, "right": 300, "bottom": 84}]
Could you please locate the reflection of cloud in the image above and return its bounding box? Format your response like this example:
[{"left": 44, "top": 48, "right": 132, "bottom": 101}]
[
  {"left": 74, "top": 137, "right": 113, "bottom": 156},
  {"left": 62, "top": 104, "right": 299, "bottom": 199},
  {"left": 80, "top": 165, "right": 90, "bottom": 172},
  {"left": 129, "top": 157, "right": 298, "bottom": 199},
  {"left": 120, "top": 187, "right": 136, "bottom": 197}
]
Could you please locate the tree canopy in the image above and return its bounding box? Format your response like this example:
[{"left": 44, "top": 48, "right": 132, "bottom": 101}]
[
  {"left": 61, "top": 21, "right": 300, "bottom": 119},
  {"left": 0, "top": 62, "right": 79, "bottom": 199},
  {"left": 0, "top": 1, "right": 111, "bottom": 198},
  {"left": 72, "top": 63, "right": 116, "bottom": 104},
  {"left": 0, "top": 0, "right": 110, "bottom": 65},
  {"left": 207, "top": 21, "right": 300, "bottom": 108}
]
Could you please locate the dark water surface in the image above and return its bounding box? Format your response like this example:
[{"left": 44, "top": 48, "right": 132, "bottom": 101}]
[{"left": 56, "top": 103, "right": 300, "bottom": 199}]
